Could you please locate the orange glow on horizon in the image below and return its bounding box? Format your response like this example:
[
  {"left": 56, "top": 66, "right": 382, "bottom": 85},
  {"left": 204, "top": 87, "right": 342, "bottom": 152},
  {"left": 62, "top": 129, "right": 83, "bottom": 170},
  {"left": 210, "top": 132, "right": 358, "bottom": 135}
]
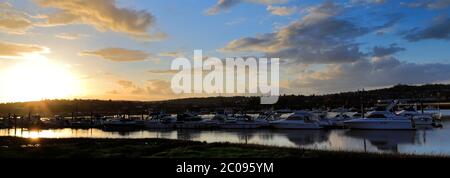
[{"left": 0, "top": 54, "right": 85, "bottom": 103}]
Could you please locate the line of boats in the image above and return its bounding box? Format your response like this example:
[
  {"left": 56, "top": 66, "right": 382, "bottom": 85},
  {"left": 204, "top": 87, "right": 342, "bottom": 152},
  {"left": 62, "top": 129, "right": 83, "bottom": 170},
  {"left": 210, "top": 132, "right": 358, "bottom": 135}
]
[{"left": 0, "top": 103, "right": 443, "bottom": 131}]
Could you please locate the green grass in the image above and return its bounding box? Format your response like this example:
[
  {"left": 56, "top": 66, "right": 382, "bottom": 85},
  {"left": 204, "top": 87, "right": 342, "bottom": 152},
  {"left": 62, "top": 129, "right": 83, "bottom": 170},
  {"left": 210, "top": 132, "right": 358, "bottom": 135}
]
[{"left": 0, "top": 136, "right": 444, "bottom": 158}]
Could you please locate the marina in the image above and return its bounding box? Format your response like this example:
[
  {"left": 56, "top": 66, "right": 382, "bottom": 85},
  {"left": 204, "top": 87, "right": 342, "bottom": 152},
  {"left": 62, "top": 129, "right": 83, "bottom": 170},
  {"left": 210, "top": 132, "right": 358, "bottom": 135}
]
[{"left": 1, "top": 109, "right": 450, "bottom": 156}]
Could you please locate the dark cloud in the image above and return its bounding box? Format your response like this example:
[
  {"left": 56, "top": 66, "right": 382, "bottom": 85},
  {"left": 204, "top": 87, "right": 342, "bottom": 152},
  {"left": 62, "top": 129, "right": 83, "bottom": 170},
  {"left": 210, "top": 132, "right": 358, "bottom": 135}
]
[
  {"left": 291, "top": 57, "right": 450, "bottom": 93},
  {"left": 372, "top": 43, "right": 405, "bottom": 57},
  {"left": 351, "top": 0, "right": 387, "bottom": 5},
  {"left": 222, "top": 2, "right": 369, "bottom": 64},
  {"left": 402, "top": 0, "right": 450, "bottom": 10},
  {"left": 373, "top": 13, "right": 403, "bottom": 34},
  {"left": 404, "top": 16, "right": 450, "bottom": 41}
]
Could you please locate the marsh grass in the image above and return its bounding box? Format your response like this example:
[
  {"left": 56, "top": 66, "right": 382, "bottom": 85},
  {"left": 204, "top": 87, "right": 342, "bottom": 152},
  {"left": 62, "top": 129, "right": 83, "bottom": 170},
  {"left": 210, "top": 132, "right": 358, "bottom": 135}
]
[{"left": 0, "top": 136, "right": 444, "bottom": 158}]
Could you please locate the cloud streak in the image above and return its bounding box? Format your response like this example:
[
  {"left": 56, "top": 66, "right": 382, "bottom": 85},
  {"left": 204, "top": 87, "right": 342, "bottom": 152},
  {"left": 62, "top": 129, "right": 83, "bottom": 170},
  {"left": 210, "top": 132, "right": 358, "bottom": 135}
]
[
  {"left": 404, "top": 16, "right": 450, "bottom": 41},
  {"left": 0, "top": 2, "right": 33, "bottom": 34},
  {"left": 80, "top": 48, "right": 150, "bottom": 62},
  {"left": 0, "top": 41, "right": 50, "bottom": 59},
  {"left": 266, "top": 5, "right": 297, "bottom": 16},
  {"left": 206, "top": 0, "right": 288, "bottom": 15},
  {"left": 402, "top": 0, "right": 450, "bottom": 10}
]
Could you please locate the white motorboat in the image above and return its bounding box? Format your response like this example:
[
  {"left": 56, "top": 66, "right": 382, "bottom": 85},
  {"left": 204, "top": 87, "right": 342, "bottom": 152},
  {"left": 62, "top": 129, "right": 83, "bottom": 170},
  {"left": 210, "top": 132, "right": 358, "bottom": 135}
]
[
  {"left": 256, "top": 111, "right": 281, "bottom": 121},
  {"left": 327, "top": 113, "right": 353, "bottom": 128},
  {"left": 145, "top": 112, "right": 176, "bottom": 129},
  {"left": 344, "top": 111, "right": 415, "bottom": 130},
  {"left": 396, "top": 107, "right": 436, "bottom": 126},
  {"left": 270, "top": 111, "right": 323, "bottom": 129},
  {"left": 175, "top": 112, "right": 213, "bottom": 129},
  {"left": 103, "top": 118, "right": 145, "bottom": 130},
  {"left": 219, "top": 114, "right": 270, "bottom": 129}
]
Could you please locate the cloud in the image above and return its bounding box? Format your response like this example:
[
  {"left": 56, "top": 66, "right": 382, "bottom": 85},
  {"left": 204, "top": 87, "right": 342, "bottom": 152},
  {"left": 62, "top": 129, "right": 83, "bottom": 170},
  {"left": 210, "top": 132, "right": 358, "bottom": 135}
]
[
  {"left": 402, "top": 0, "right": 450, "bottom": 10},
  {"left": 0, "top": 40, "right": 50, "bottom": 58},
  {"left": 146, "top": 80, "right": 173, "bottom": 96},
  {"left": 117, "top": 80, "right": 134, "bottom": 88},
  {"left": 289, "top": 43, "right": 449, "bottom": 94},
  {"left": 225, "top": 17, "right": 247, "bottom": 26},
  {"left": 291, "top": 57, "right": 450, "bottom": 94},
  {"left": 80, "top": 48, "right": 150, "bottom": 62},
  {"left": 0, "top": 2, "right": 33, "bottom": 34},
  {"left": 106, "top": 90, "right": 120, "bottom": 94},
  {"left": 158, "top": 51, "right": 184, "bottom": 58},
  {"left": 266, "top": 5, "right": 297, "bottom": 16},
  {"left": 54, "top": 32, "right": 87, "bottom": 40},
  {"left": 148, "top": 69, "right": 178, "bottom": 74},
  {"left": 373, "top": 13, "right": 403, "bottom": 35},
  {"left": 222, "top": 2, "right": 370, "bottom": 64},
  {"left": 351, "top": 0, "right": 387, "bottom": 5},
  {"left": 206, "top": 0, "right": 288, "bottom": 15},
  {"left": 403, "top": 16, "right": 450, "bottom": 41},
  {"left": 372, "top": 43, "right": 405, "bottom": 57},
  {"left": 112, "top": 79, "right": 174, "bottom": 100},
  {"left": 34, "top": 0, "right": 165, "bottom": 40}
]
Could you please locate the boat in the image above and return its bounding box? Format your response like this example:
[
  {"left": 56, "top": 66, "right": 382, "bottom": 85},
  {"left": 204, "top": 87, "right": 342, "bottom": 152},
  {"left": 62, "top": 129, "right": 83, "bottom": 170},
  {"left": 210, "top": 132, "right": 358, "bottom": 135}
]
[
  {"left": 219, "top": 114, "right": 270, "bottom": 129},
  {"left": 103, "top": 115, "right": 145, "bottom": 130},
  {"left": 174, "top": 112, "right": 212, "bottom": 129},
  {"left": 344, "top": 111, "right": 415, "bottom": 130},
  {"left": 256, "top": 111, "right": 284, "bottom": 121},
  {"left": 326, "top": 113, "right": 353, "bottom": 128},
  {"left": 145, "top": 112, "right": 177, "bottom": 129},
  {"left": 396, "top": 107, "right": 436, "bottom": 127},
  {"left": 270, "top": 111, "right": 324, "bottom": 129},
  {"left": 41, "top": 115, "right": 70, "bottom": 128}
]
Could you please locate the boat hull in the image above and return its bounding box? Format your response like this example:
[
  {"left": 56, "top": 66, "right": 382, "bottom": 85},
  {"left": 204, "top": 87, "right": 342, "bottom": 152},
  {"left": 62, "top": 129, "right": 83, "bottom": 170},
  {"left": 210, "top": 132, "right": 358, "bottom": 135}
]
[
  {"left": 270, "top": 121, "right": 323, "bottom": 129},
  {"left": 219, "top": 123, "right": 268, "bottom": 129},
  {"left": 344, "top": 119, "right": 415, "bottom": 130}
]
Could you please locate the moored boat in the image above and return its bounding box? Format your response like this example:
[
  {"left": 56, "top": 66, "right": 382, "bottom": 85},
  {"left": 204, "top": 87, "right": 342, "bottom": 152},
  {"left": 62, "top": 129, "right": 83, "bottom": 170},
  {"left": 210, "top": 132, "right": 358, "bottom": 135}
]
[
  {"left": 270, "top": 111, "right": 324, "bottom": 129},
  {"left": 219, "top": 114, "right": 270, "bottom": 129},
  {"left": 344, "top": 111, "right": 415, "bottom": 130}
]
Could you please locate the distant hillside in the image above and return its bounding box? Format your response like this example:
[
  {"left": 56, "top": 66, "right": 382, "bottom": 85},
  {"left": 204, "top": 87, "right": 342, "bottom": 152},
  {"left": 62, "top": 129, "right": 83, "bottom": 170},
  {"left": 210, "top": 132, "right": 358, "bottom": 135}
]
[{"left": 0, "top": 84, "right": 449, "bottom": 116}]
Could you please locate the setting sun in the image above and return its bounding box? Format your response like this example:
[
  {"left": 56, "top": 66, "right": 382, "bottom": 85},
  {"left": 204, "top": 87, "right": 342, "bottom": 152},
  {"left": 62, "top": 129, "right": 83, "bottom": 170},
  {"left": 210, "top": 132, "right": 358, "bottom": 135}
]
[{"left": 0, "top": 55, "right": 83, "bottom": 103}]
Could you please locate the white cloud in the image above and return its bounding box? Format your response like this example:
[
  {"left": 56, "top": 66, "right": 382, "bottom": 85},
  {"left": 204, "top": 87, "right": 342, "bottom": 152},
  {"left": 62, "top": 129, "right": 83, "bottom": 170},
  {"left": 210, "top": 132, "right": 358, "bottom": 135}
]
[{"left": 34, "top": 0, "right": 166, "bottom": 40}]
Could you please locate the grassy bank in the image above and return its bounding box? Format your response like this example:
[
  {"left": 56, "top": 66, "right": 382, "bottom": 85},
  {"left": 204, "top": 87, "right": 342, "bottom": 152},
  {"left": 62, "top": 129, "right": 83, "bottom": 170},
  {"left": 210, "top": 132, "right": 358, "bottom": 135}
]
[{"left": 0, "top": 136, "right": 443, "bottom": 158}]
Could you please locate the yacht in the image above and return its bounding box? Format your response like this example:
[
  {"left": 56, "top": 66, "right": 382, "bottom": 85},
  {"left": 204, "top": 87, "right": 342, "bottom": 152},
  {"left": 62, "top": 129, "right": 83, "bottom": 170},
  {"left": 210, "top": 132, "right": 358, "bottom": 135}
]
[
  {"left": 270, "top": 111, "right": 324, "bottom": 129},
  {"left": 103, "top": 116, "right": 145, "bottom": 130},
  {"left": 327, "top": 113, "right": 353, "bottom": 128},
  {"left": 145, "top": 112, "right": 176, "bottom": 129},
  {"left": 219, "top": 114, "right": 270, "bottom": 129},
  {"left": 396, "top": 107, "right": 435, "bottom": 126},
  {"left": 175, "top": 112, "right": 212, "bottom": 129},
  {"left": 344, "top": 111, "right": 415, "bottom": 130},
  {"left": 256, "top": 111, "right": 281, "bottom": 121}
]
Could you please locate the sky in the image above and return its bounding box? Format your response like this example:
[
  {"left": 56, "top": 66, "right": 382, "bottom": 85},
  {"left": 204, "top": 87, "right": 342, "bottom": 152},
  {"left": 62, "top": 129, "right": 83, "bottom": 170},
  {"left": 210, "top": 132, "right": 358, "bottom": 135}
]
[{"left": 0, "top": 0, "right": 449, "bottom": 102}]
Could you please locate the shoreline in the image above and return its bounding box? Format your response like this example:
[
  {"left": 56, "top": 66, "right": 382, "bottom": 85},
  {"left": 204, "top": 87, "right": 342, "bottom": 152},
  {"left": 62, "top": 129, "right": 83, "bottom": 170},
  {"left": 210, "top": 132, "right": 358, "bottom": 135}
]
[{"left": 0, "top": 136, "right": 445, "bottom": 158}]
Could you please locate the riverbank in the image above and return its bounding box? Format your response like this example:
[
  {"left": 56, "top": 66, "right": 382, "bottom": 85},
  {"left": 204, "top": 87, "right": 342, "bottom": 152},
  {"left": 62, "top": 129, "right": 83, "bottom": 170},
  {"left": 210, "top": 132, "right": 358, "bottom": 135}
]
[{"left": 0, "top": 136, "right": 444, "bottom": 158}]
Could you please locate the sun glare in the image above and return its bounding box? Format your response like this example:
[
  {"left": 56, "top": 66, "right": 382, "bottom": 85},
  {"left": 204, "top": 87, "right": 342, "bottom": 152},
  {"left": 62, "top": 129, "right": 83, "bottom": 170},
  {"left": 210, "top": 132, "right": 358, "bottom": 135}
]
[{"left": 0, "top": 54, "right": 83, "bottom": 103}]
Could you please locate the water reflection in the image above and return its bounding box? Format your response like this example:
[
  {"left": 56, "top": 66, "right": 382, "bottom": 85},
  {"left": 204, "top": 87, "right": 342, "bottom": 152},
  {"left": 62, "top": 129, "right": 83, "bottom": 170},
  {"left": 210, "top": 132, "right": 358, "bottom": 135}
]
[
  {"left": 1, "top": 122, "right": 450, "bottom": 155},
  {"left": 279, "top": 130, "right": 330, "bottom": 146},
  {"left": 345, "top": 130, "right": 417, "bottom": 152}
]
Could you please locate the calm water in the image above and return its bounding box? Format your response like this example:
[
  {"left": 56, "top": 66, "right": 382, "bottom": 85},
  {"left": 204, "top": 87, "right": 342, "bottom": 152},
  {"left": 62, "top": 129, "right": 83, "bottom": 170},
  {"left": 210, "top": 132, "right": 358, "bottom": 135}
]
[
  {"left": 1, "top": 110, "right": 450, "bottom": 156},
  {"left": 0, "top": 122, "right": 450, "bottom": 156}
]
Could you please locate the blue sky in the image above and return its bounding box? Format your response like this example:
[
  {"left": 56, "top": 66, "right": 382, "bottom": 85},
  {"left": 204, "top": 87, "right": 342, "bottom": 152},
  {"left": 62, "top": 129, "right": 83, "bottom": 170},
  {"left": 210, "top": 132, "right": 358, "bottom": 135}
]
[{"left": 0, "top": 0, "right": 450, "bottom": 102}]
